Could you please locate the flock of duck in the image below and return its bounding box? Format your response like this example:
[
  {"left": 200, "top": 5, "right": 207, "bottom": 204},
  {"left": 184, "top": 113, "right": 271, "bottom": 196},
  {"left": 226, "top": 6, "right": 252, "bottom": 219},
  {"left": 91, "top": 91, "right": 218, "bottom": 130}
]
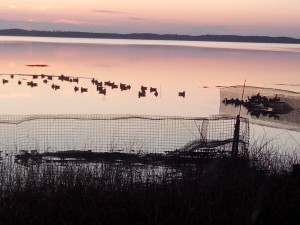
[
  {"left": 222, "top": 93, "right": 281, "bottom": 106},
  {"left": 1, "top": 73, "right": 186, "bottom": 98},
  {"left": 222, "top": 93, "right": 292, "bottom": 119}
]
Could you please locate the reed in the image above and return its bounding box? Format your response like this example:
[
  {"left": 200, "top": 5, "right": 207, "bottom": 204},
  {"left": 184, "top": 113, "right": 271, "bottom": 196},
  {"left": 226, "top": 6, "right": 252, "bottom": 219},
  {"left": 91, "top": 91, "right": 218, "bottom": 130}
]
[{"left": 0, "top": 149, "right": 299, "bottom": 225}]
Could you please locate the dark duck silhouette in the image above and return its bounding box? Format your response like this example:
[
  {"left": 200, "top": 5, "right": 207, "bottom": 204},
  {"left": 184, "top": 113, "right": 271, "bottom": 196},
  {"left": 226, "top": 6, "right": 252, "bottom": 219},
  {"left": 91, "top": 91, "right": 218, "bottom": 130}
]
[
  {"left": 269, "top": 94, "right": 280, "bottom": 102},
  {"left": 51, "top": 84, "right": 60, "bottom": 90},
  {"left": 58, "top": 74, "right": 70, "bottom": 82},
  {"left": 97, "top": 85, "right": 106, "bottom": 92},
  {"left": 178, "top": 91, "right": 186, "bottom": 98},
  {"left": 58, "top": 74, "right": 64, "bottom": 81},
  {"left": 120, "top": 83, "right": 131, "bottom": 91},
  {"left": 138, "top": 91, "right": 146, "bottom": 98},
  {"left": 104, "top": 81, "right": 112, "bottom": 86},
  {"left": 94, "top": 79, "right": 102, "bottom": 86},
  {"left": 91, "top": 78, "right": 96, "bottom": 85},
  {"left": 111, "top": 83, "right": 118, "bottom": 89},
  {"left": 120, "top": 83, "right": 126, "bottom": 89},
  {"left": 99, "top": 88, "right": 106, "bottom": 95},
  {"left": 27, "top": 81, "right": 38, "bottom": 88},
  {"left": 2, "top": 79, "right": 8, "bottom": 84},
  {"left": 223, "top": 98, "right": 243, "bottom": 106},
  {"left": 81, "top": 87, "right": 88, "bottom": 93},
  {"left": 96, "top": 81, "right": 103, "bottom": 87},
  {"left": 72, "top": 77, "right": 79, "bottom": 83},
  {"left": 150, "top": 87, "right": 157, "bottom": 93},
  {"left": 141, "top": 85, "right": 147, "bottom": 92}
]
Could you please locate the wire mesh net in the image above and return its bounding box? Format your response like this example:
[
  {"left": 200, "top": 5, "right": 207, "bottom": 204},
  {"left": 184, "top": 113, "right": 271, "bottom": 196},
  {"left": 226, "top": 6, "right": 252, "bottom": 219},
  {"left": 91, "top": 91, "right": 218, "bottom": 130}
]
[{"left": 0, "top": 114, "right": 249, "bottom": 157}]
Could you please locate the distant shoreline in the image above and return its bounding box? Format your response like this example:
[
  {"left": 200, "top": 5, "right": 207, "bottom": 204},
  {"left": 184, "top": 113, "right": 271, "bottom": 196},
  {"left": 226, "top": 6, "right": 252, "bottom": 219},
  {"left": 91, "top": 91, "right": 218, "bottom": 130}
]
[{"left": 1, "top": 29, "right": 300, "bottom": 44}]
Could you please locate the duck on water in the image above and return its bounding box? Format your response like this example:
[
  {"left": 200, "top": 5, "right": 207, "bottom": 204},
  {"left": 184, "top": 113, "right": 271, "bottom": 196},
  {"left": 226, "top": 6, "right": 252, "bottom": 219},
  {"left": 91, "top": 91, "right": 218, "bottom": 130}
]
[{"left": 223, "top": 93, "right": 293, "bottom": 115}]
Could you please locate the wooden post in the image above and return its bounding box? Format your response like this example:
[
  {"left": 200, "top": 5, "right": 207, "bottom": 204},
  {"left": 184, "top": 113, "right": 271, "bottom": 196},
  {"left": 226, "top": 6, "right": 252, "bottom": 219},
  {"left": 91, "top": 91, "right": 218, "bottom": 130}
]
[{"left": 231, "top": 115, "right": 240, "bottom": 158}]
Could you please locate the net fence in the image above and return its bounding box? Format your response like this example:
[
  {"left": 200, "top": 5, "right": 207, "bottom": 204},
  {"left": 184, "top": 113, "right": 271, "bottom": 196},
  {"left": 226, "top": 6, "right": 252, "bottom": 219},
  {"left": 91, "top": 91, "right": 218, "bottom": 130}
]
[{"left": 0, "top": 114, "right": 249, "bottom": 157}]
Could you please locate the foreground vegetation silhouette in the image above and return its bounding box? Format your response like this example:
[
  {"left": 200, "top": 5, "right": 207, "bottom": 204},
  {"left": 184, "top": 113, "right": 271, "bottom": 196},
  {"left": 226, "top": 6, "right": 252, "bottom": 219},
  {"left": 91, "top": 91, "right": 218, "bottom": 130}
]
[{"left": 0, "top": 154, "right": 299, "bottom": 225}]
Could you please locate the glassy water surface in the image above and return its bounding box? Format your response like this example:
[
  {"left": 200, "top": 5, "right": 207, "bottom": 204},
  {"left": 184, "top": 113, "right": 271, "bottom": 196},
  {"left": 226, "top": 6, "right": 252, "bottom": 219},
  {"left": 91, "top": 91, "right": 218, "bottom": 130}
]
[{"left": 1, "top": 36, "right": 300, "bottom": 150}]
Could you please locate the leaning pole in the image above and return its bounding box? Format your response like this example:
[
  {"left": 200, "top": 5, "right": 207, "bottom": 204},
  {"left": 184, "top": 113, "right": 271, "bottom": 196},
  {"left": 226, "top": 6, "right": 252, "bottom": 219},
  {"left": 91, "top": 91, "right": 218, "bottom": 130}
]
[{"left": 231, "top": 80, "right": 246, "bottom": 158}]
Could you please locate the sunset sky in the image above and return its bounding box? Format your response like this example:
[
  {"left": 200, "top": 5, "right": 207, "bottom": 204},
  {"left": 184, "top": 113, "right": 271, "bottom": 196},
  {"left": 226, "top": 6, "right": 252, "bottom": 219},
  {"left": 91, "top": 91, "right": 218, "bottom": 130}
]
[{"left": 1, "top": 0, "right": 300, "bottom": 38}]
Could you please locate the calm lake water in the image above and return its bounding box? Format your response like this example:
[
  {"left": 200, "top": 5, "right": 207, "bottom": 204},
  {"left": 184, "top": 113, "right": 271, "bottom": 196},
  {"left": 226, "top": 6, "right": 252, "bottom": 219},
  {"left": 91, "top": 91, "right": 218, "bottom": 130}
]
[{"left": 1, "top": 36, "right": 300, "bottom": 151}]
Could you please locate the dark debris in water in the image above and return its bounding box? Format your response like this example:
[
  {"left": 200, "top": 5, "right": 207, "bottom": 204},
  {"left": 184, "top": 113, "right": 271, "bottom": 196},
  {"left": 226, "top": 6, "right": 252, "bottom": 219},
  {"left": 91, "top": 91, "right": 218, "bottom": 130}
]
[
  {"left": 13, "top": 149, "right": 235, "bottom": 166},
  {"left": 26, "top": 64, "right": 49, "bottom": 67}
]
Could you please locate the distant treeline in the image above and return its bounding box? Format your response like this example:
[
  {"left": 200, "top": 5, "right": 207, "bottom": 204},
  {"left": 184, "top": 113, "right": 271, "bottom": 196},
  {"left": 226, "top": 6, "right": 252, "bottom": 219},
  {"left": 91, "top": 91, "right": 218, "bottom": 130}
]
[{"left": 1, "top": 29, "right": 300, "bottom": 44}]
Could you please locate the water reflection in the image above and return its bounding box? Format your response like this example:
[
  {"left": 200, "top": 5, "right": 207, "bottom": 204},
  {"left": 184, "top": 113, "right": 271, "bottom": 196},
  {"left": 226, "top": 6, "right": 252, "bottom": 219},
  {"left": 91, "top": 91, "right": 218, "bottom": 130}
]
[{"left": 1, "top": 37, "right": 300, "bottom": 116}]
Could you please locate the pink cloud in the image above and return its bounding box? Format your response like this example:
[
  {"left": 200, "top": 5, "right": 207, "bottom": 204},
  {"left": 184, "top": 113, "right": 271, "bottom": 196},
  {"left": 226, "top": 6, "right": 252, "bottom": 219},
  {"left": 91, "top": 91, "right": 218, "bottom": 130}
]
[
  {"left": 53, "top": 19, "right": 84, "bottom": 25},
  {"left": 53, "top": 19, "right": 109, "bottom": 27},
  {"left": 35, "top": 5, "right": 64, "bottom": 10}
]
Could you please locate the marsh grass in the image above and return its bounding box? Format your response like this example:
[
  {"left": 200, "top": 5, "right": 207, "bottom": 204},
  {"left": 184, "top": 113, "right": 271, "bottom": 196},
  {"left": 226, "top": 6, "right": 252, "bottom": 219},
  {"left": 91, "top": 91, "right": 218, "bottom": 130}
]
[
  {"left": 249, "top": 132, "right": 299, "bottom": 174},
  {"left": 0, "top": 145, "right": 299, "bottom": 225}
]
